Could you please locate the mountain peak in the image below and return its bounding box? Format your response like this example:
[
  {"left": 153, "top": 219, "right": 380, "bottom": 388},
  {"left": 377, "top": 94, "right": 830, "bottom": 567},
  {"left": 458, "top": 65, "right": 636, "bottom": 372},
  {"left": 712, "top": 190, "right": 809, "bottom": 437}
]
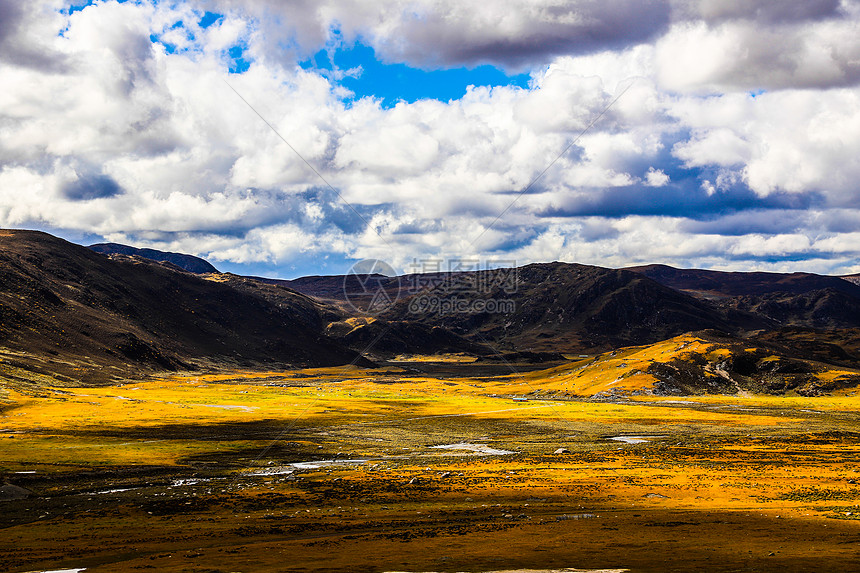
[{"left": 88, "top": 242, "right": 219, "bottom": 274}]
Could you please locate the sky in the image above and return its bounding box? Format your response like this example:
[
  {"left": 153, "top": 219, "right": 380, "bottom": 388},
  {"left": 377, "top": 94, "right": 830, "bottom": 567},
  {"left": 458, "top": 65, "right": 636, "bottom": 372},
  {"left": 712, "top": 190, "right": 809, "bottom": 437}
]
[{"left": 1, "top": 0, "right": 859, "bottom": 278}]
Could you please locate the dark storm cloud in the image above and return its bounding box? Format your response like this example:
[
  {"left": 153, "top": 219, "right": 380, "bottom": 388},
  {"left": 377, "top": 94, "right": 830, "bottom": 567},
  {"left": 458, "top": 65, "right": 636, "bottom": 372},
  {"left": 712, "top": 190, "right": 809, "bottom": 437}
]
[
  {"left": 205, "top": 188, "right": 384, "bottom": 237},
  {"left": 540, "top": 176, "right": 822, "bottom": 220},
  {"left": 482, "top": 227, "right": 541, "bottom": 253},
  {"left": 723, "top": 250, "right": 842, "bottom": 264},
  {"left": 678, "top": 210, "right": 810, "bottom": 236},
  {"left": 0, "top": 0, "right": 67, "bottom": 71},
  {"left": 389, "top": 220, "right": 445, "bottom": 235},
  {"left": 62, "top": 174, "right": 124, "bottom": 200},
  {"left": 391, "top": 0, "right": 673, "bottom": 69},
  {"left": 684, "top": 0, "right": 843, "bottom": 24},
  {"left": 579, "top": 219, "right": 621, "bottom": 241},
  {"left": 0, "top": 0, "right": 22, "bottom": 44},
  {"left": 814, "top": 209, "right": 860, "bottom": 233},
  {"left": 300, "top": 188, "right": 383, "bottom": 235}
]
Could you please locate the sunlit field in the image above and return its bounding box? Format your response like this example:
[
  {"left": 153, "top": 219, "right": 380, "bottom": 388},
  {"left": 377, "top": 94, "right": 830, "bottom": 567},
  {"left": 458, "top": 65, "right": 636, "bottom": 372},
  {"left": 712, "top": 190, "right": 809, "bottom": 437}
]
[{"left": 2, "top": 354, "right": 860, "bottom": 572}]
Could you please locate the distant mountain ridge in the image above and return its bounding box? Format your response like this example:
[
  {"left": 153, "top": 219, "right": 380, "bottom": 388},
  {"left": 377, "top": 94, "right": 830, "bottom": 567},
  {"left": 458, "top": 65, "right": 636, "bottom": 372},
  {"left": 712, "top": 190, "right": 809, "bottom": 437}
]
[
  {"left": 285, "top": 263, "right": 771, "bottom": 354},
  {"left": 627, "top": 264, "right": 860, "bottom": 329},
  {"left": 402, "top": 262, "right": 778, "bottom": 352},
  {"left": 88, "top": 242, "right": 219, "bottom": 274},
  {"left": 285, "top": 262, "right": 860, "bottom": 354},
  {"left": 627, "top": 264, "right": 860, "bottom": 297}
]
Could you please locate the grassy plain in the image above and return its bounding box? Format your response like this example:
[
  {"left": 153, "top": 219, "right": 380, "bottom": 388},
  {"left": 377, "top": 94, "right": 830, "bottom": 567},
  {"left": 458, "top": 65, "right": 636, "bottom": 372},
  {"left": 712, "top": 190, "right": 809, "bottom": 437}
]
[{"left": 2, "top": 350, "right": 860, "bottom": 572}]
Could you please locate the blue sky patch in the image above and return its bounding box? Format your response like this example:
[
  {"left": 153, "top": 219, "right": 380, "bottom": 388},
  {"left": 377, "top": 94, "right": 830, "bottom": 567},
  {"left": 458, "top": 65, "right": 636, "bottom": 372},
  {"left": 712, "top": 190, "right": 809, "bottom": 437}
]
[
  {"left": 228, "top": 45, "right": 251, "bottom": 73},
  {"left": 149, "top": 33, "right": 176, "bottom": 54},
  {"left": 199, "top": 11, "right": 222, "bottom": 29},
  {"left": 301, "top": 41, "right": 531, "bottom": 107},
  {"left": 65, "top": 1, "right": 96, "bottom": 15}
]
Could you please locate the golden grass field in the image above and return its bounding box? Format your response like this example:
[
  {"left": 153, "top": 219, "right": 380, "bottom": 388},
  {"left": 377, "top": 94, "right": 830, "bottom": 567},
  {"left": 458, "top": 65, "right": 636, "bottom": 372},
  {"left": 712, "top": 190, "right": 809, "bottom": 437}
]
[{"left": 2, "top": 336, "right": 860, "bottom": 572}]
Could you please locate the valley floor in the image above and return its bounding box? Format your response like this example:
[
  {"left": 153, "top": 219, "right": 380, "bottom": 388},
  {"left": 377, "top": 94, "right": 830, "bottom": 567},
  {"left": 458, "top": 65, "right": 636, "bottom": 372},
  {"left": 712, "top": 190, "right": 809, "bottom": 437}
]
[{"left": 2, "top": 362, "right": 860, "bottom": 572}]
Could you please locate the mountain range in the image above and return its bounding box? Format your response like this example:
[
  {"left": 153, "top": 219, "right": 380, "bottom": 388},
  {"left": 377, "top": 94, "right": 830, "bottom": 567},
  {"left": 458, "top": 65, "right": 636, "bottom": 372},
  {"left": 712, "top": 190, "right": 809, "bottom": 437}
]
[{"left": 2, "top": 229, "right": 859, "bottom": 388}]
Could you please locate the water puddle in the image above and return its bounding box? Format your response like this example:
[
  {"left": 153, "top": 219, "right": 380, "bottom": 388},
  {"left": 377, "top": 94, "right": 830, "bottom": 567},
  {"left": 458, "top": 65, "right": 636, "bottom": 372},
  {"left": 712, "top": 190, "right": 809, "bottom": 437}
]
[
  {"left": 608, "top": 436, "right": 655, "bottom": 444},
  {"left": 240, "top": 459, "right": 371, "bottom": 476},
  {"left": 289, "top": 459, "right": 369, "bottom": 470},
  {"left": 430, "top": 443, "right": 514, "bottom": 455},
  {"left": 199, "top": 404, "right": 255, "bottom": 412},
  {"left": 170, "top": 478, "right": 222, "bottom": 487},
  {"left": 246, "top": 466, "right": 296, "bottom": 476}
]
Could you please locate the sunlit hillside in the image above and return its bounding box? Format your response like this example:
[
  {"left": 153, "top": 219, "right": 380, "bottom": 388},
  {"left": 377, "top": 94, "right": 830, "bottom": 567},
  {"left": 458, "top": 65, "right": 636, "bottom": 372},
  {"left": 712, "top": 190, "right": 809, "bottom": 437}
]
[{"left": 515, "top": 334, "right": 860, "bottom": 398}]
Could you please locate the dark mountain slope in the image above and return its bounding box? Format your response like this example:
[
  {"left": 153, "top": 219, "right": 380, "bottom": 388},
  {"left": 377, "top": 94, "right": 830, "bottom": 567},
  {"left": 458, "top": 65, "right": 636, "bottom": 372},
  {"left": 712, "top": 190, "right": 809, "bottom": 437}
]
[
  {"left": 727, "top": 289, "right": 860, "bottom": 329},
  {"left": 227, "top": 274, "right": 484, "bottom": 357},
  {"left": 381, "top": 262, "right": 768, "bottom": 353},
  {"left": 324, "top": 317, "right": 491, "bottom": 357},
  {"left": 0, "top": 230, "right": 365, "bottom": 385},
  {"left": 281, "top": 273, "right": 405, "bottom": 315},
  {"left": 627, "top": 264, "right": 860, "bottom": 298},
  {"left": 628, "top": 264, "right": 860, "bottom": 329},
  {"left": 751, "top": 327, "right": 860, "bottom": 368},
  {"left": 89, "top": 242, "right": 219, "bottom": 274},
  {"left": 203, "top": 273, "right": 344, "bottom": 331}
]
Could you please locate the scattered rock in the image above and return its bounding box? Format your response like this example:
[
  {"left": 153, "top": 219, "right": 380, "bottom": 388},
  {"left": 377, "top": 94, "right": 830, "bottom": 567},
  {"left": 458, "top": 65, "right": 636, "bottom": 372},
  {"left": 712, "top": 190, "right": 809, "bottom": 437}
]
[
  {"left": 556, "top": 513, "right": 596, "bottom": 521},
  {"left": 408, "top": 477, "right": 421, "bottom": 485},
  {"left": 644, "top": 493, "right": 669, "bottom": 499},
  {"left": 0, "top": 483, "right": 31, "bottom": 501},
  {"left": 554, "top": 447, "right": 571, "bottom": 454}
]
